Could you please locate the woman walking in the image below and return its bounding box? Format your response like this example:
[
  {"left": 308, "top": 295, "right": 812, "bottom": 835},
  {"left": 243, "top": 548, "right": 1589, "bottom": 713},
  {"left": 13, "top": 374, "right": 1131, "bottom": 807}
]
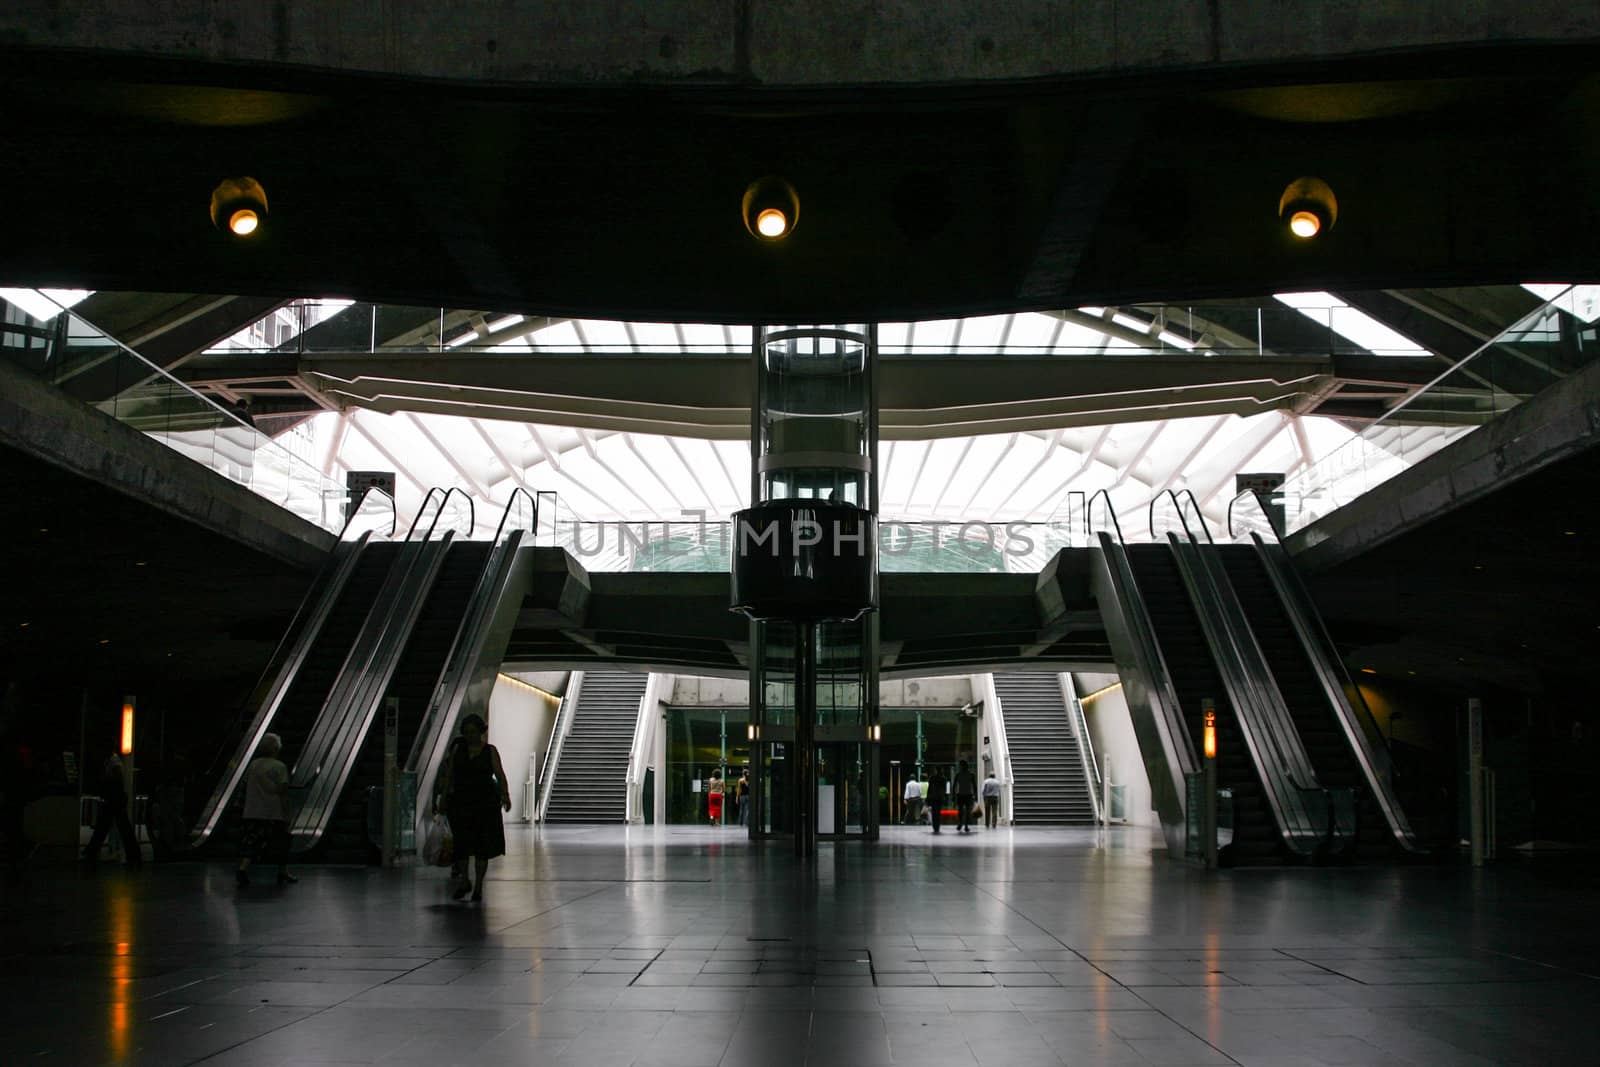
[{"left": 436, "top": 714, "right": 511, "bottom": 902}]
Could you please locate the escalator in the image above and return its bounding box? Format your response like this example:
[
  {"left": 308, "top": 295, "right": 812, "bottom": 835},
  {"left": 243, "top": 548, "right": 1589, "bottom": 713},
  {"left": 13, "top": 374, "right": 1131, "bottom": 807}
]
[
  {"left": 1218, "top": 546, "right": 1381, "bottom": 854},
  {"left": 314, "top": 541, "right": 492, "bottom": 862},
  {"left": 1123, "top": 544, "right": 1283, "bottom": 864},
  {"left": 189, "top": 535, "right": 402, "bottom": 854}
]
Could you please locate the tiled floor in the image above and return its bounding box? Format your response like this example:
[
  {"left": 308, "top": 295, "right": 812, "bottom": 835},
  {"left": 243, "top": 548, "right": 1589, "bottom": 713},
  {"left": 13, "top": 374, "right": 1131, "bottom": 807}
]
[{"left": 4, "top": 824, "right": 1600, "bottom": 1065}]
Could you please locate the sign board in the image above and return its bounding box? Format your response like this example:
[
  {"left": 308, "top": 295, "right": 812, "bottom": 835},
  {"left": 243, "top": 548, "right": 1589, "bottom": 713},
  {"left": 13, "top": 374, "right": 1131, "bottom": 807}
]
[
  {"left": 1236, "top": 472, "right": 1286, "bottom": 534},
  {"left": 346, "top": 470, "right": 396, "bottom": 520}
]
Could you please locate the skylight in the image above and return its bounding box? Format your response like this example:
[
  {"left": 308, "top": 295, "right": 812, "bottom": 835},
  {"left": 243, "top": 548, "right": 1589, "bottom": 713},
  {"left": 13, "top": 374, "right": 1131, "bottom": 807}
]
[
  {"left": 1274, "top": 292, "right": 1427, "bottom": 355},
  {"left": 0, "top": 287, "right": 93, "bottom": 322}
]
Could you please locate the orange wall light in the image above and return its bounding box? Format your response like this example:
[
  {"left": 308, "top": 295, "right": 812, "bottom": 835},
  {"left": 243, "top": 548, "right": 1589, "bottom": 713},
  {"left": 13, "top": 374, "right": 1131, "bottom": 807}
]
[
  {"left": 1202, "top": 709, "right": 1217, "bottom": 760},
  {"left": 120, "top": 698, "right": 135, "bottom": 756}
]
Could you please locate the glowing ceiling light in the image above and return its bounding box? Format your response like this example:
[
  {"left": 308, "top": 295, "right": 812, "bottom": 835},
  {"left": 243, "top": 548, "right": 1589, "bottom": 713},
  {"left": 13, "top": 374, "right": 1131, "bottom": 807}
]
[
  {"left": 1288, "top": 210, "right": 1321, "bottom": 239},
  {"left": 756, "top": 208, "right": 789, "bottom": 238},
  {"left": 742, "top": 176, "right": 800, "bottom": 242},
  {"left": 210, "top": 177, "right": 268, "bottom": 237},
  {"left": 1278, "top": 176, "right": 1336, "bottom": 240}
]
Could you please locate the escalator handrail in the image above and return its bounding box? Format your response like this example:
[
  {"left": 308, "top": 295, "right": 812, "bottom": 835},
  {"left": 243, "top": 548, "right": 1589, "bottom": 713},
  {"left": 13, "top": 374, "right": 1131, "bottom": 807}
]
[
  {"left": 1227, "top": 488, "right": 1285, "bottom": 543},
  {"left": 1149, "top": 488, "right": 1214, "bottom": 545},
  {"left": 186, "top": 485, "right": 395, "bottom": 848},
  {"left": 1163, "top": 531, "right": 1328, "bottom": 855},
  {"left": 291, "top": 488, "right": 453, "bottom": 785},
  {"left": 1084, "top": 489, "right": 1126, "bottom": 543},
  {"left": 1248, "top": 531, "right": 1423, "bottom": 851},
  {"left": 405, "top": 490, "right": 541, "bottom": 813},
  {"left": 288, "top": 522, "right": 459, "bottom": 847}
]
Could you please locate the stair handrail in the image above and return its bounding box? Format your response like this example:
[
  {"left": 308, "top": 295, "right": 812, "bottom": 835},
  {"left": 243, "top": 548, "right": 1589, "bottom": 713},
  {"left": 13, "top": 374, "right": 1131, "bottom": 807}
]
[
  {"left": 1059, "top": 673, "right": 1104, "bottom": 824},
  {"left": 406, "top": 489, "right": 541, "bottom": 823},
  {"left": 536, "top": 671, "right": 584, "bottom": 822},
  {"left": 186, "top": 485, "right": 394, "bottom": 848}
]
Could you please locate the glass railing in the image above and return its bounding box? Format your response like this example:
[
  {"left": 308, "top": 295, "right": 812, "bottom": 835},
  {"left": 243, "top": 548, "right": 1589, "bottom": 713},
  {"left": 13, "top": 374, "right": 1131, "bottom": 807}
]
[
  {"left": 0, "top": 291, "right": 350, "bottom": 532},
  {"left": 195, "top": 300, "right": 1428, "bottom": 359},
  {"left": 1271, "top": 285, "right": 1599, "bottom": 535}
]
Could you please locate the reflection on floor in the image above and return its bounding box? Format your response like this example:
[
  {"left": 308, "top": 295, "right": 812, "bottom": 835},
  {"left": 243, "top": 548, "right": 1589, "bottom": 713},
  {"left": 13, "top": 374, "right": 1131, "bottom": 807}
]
[{"left": 3, "top": 824, "right": 1599, "bottom": 1065}]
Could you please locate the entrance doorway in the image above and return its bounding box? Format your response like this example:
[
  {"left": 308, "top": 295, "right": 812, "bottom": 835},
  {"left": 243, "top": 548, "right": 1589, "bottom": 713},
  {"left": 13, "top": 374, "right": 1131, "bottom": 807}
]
[
  {"left": 879, "top": 706, "right": 979, "bottom": 825},
  {"left": 664, "top": 706, "right": 751, "bottom": 826}
]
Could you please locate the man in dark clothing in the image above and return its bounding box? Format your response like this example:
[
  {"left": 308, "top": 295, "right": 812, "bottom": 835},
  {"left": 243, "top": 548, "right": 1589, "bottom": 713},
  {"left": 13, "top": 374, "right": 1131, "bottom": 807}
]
[
  {"left": 83, "top": 754, "right": 141, "bottom": 868},
  {"left": 927, "top": 769, "right": 948, "bottom": 834},
  {"left": 953, "top": 759, "right": 977, "bottom": 834}
]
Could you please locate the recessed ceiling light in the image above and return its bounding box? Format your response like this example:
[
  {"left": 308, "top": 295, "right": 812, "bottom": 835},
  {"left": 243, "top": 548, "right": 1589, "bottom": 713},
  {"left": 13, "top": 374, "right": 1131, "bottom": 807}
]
[
  {"left": 742, "top": 176, "right": 800, "bottom": 242},
  {"left": 1360, "top": 668, "right": 1377, "bottom": 674},
  {"left": 1564, "top": 530, "right": 1577, "bottom": 536},
  {"left": 134, "top": 561, "right": 147, "bottom": 567},
  {"left": 1279, "top": 177, "right": 1337, "bottom": 240},
  {"left": 210, "top": 177, "right": 268, "bottom": 238},
  {"left": 1288, "top": 210, "right": 1322, "bottom": 238},
  {"left": 98, "top": 638, "right": 110, "bottom": 645}
]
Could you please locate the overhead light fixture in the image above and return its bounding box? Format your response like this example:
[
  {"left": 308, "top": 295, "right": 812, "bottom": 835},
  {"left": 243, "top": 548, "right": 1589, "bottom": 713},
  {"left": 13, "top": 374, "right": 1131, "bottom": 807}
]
[
  {"left": 1279, "top": 176, "right": 1336, "bottom": 240},
  {"left": 210, "top": 176, "right": 268, "bottom": 237},
  {"left": 742, "top": 175, "right": 799, "bottom": 242}
]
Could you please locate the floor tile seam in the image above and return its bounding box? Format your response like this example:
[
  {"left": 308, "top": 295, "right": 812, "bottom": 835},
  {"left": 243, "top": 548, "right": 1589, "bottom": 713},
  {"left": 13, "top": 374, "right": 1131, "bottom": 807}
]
[
  {"left": 1118, "top": 984, "right": 1248, "bottom": 1067},
  {"left": 1272, "top": 948, "right": 1372, "bottom": 987},
  {"left": 461, "top": 883, "right": 622, "bottom": 941}
]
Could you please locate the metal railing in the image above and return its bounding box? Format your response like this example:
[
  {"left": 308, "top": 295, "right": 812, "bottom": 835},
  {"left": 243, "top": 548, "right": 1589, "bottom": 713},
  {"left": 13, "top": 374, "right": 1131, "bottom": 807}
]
[
  {"left": 200, "top": 299, "right": 1429, "bottom": 359},
  {"left": 1276, "top": 285, "right": 1600, "bottom": 535},
  {"left": 0, "top": 290, "right": 350, "bottom": 531},
  {"left": 534, "top": 672, "right": 583, "bottom": 823}
]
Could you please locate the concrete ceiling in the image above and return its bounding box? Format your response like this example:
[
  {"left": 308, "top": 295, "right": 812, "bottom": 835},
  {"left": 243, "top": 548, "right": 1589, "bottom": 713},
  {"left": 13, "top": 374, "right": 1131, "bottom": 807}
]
[{"left": 1, "top": 43, "right": 1599, "bottom": 323}]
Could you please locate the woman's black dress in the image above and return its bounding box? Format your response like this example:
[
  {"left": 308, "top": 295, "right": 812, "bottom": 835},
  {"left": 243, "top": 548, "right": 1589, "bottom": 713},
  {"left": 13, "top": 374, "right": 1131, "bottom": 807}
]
[{"left": 446, "top": 743, "right": 506, "bottom": 860}]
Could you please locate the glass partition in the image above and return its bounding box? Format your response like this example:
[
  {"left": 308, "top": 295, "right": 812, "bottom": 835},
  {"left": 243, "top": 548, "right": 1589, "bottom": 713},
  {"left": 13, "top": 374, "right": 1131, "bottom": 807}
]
[
  {"left": 1273, "top": 285, "right": 1600, "bottom": 535},
  {"left": 0, "top": 291, "right": 349, "bottom": 532}
]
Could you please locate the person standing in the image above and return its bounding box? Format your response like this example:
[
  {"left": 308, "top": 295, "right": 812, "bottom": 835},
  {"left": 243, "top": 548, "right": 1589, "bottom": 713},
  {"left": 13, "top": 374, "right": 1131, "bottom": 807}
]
[
  {"left": 902, "top": 775, "right": 922, "bottom": 825},
  {"left": 437, "top": 714, "right": 511, "bottom": 902},
  {"left": 926, "top": 768, "right": 948, "bottom": 835},
  {"left": 236, "top": 734, "right": 293, "bottom": 886},
  {"left": 83, "top": 753, "right": 142, "bottom": 869},
  {"left": 981, "top": 770, "right": 1001, "bottom": 829},
  {"left": 953, "top": 759, "right": 977, "bottom": 834},
  {"left": 707, "top": 771, "right": 725, "bottom": 825},
  {"left": 736, "top": 769, "right": 751, "bottom": 827}
]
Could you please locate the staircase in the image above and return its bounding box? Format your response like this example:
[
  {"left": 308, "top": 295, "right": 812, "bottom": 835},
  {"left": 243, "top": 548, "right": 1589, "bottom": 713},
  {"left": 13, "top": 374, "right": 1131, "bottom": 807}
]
[
  {"left": 994, "top": 672, "right": 1096, "bottom": 824},
  {"left": 544, "top": 671, "right": 647, "bottom": 823}
]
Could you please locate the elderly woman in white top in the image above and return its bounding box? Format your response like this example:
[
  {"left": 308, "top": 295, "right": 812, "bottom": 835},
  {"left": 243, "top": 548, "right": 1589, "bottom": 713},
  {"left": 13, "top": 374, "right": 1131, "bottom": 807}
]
[{"left": 237, "top": 733, "right": 296, "bottom": 887}]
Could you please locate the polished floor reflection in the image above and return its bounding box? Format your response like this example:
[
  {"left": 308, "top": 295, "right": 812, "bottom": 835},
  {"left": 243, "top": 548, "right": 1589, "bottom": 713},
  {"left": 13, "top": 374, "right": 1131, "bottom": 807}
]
[{"left": 4, "top": 825, "right": 1599, "bottom": 1065}]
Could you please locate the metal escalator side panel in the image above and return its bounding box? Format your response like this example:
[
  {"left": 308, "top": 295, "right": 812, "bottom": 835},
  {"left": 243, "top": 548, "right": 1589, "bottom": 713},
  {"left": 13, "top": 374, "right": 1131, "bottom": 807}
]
[
  {"left": 1089, "top": 533, "right": 1195, "bottom": 856},
  {"left": 1253, "top": 536, "right": 1423, "bottom": 852},
  {"left": 290, "top": 535, "right": 427, "bottom": 787},
  {"left": 289, "top": 533, "right": 458, "bottom": 851},
  {"left": 1165, "top": 536, "right": 1323, "bottom": 856},
  {"left": 188, "top": 531, "right": 370, "bottom": 848},
  {"left": 411, "top": 534, "right": 538, "bottom": 839}
]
